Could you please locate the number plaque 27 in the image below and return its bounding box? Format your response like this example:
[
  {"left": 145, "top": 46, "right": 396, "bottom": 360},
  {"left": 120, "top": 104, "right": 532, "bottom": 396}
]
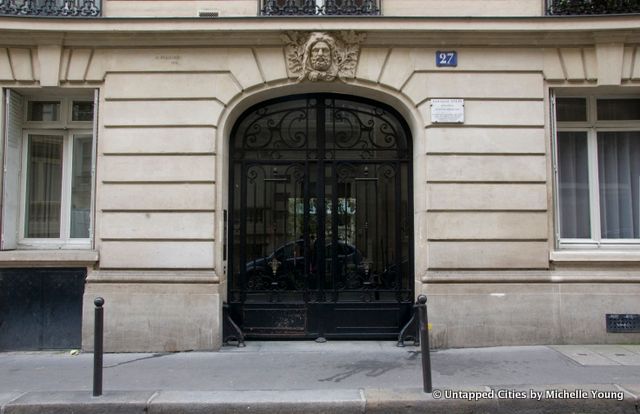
[{"left": 436, "top": 51, "right": 457, "bottom": 67}]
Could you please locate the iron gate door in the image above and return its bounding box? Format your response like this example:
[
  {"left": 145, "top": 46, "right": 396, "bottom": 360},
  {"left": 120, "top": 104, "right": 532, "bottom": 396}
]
[{"left": 228, "top": 94, "right": 414, "bottom": 339}]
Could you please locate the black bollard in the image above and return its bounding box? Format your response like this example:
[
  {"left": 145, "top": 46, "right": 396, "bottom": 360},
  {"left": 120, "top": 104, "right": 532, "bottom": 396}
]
[
  {"left": 93, "top": 297, "right": 104, "bottom": 397},
  {"left": 416, "top": 294, "right": 432, "bottom": 393}
]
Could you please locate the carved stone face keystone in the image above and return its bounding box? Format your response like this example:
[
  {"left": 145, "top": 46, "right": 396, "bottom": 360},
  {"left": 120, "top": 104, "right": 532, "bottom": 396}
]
[
  {"left": 281, "top": 31, "right": 367, "bottom": 83},
  {"left": 310, "top": 41, "right": 332, "bottom": 71}
]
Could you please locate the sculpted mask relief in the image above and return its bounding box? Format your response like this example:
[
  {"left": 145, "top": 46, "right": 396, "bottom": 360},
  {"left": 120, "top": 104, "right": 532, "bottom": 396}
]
[{"left": 282, "top": 31, "right": 366, "bottom": 82}]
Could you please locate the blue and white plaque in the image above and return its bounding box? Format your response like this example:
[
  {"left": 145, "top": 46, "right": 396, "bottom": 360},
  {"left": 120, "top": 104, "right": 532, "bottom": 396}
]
[{"left": 436, "top": 51, "right": 458, "bottom": 67}]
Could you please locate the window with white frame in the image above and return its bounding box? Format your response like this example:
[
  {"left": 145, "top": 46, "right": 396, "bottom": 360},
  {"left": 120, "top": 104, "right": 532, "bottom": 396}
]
[
  {"left": 555, "top": 95, "right": 640, "bottom": 246},
  {"left": 2, "top": 90, "right": 96, "bottom": 249}
]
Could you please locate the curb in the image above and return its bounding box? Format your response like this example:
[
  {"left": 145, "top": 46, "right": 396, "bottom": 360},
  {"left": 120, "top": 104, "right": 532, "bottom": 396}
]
[{"left": 1, "top": 386, "right": 638, "bottom": 414}]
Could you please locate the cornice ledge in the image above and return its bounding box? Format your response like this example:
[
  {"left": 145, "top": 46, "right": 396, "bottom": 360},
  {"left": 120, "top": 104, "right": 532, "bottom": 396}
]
[
  {"left": 422, "top": 271, "right": 550, "bottom": 284},
  {"left": 1, "top": 15, "right": 640, "bottom": 34},
  {"left": 551, "top": 250, "right": 640, "bottom": 263},
  {"left": 0, "top": 249, "right": 98, "bottom": 267},
  {"left": 86, "top": 269, "right": 220, "bottom": 284},
  {"left": 1, "top": 16, "right": 639, "bottom": 48},
  {"left": 592, "top": 30, "right": 634, "bottom": 43},
  {"left": 422, "top": 269, "right": 640, "bottom": 283}
]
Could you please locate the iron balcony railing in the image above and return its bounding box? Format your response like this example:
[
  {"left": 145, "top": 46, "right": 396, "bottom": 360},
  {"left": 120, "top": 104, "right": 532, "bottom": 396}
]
[
  {"left": 261, "top": 0, "right": 380, "bottom": 16},
  {"left": 0, "top": 0, "right": 100, "bottom": 16},
  {"left": 547, "top": 0, "right": 640, "bottom": 15}
]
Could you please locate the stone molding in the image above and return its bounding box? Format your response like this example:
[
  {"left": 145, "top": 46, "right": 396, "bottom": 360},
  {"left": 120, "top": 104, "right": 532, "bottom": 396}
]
[
  {"left": 423, "top": 270, "right": 640, "bottom": 283},
  {"left": 86, "top": 270, "right": 220, "bottom": 284},
  {"left": 0, "top": 249, "right": 98, "bottom": 267}
]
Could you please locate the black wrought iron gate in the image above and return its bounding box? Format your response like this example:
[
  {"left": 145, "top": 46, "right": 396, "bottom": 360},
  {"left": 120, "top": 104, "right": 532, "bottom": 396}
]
[{"left": 228, "top": 94, "right": 413, "bottom": 339}]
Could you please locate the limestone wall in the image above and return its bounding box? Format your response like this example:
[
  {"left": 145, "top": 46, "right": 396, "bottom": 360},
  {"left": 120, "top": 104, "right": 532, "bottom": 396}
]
[
  {"left": 1, "top": 31, "right": 640, "bottom": 350},
  {"left": 69, "top": 44, "right": 556, "bottom": 275}
]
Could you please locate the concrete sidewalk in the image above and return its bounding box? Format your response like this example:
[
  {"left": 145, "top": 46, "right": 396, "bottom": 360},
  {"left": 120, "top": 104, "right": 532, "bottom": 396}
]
[{"left": 1, "top": 341, "right": 639, "bottom": 413}]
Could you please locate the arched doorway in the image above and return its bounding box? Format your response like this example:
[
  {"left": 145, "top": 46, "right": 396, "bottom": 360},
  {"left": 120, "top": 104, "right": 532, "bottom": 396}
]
[{"left": 228, "top": 93, "right": 414, "bottom": 339}]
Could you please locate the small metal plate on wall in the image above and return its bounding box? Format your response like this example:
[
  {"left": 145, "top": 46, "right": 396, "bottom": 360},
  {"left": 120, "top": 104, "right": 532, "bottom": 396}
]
[{"left": 606, "top": 314, "right": 640, "bottom": 333}]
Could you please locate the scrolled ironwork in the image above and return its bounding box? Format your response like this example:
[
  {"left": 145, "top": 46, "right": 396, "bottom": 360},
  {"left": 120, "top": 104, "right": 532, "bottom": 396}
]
[
  {"left": 261, "top": 0, "right": 380, "bottom": 16},
  {"left": 242, "top": 106, "right": 311, "bottom": 151},
  {"left": 236, "top": 97, "right": 408, "bottom": 161},
  {"left": 332, "top": 108, "right": 372, "bottom": 151},
  {"left": 547, "top": 0, "right": 640, "bottom": 15},
  {"left": 0, "top": 0, "right": 100, "bottom": 16},
  {"left": 229, "top": 94, "right": 413, "bottom": 339},
  {"left": 327, "top": 100, "right": 405, "bottom": 159}
]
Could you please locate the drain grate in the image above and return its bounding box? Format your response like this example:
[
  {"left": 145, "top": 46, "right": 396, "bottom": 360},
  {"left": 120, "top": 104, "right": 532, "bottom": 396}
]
[{"left": 606, "top": 314, "right": 640, "bottom": 333}]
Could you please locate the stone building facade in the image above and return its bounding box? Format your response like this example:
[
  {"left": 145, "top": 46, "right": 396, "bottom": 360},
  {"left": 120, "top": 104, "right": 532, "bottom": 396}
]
[{"left": 0, "top": 0, "right": 639, "bottom": 352}]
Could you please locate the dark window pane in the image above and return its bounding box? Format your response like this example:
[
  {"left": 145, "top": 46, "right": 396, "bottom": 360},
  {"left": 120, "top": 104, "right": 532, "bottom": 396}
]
[
  {"left": 556, "top": 98, "right": 587, "bottom": 122},
  {"left": 27, "top": 101, "right": 60, "bottom": 122},
  {"left": 25, "top": 135, "right": 63, "bottom": 238},
  {"left": 598, "top": 131, "right": 640, "bottom": 239},
  {"left": 72, "top": 101, "right": 94, "bottom": 122},
  {"left": 557, "top": 131, "right": 590, "bottom": 238},
  {"left": 70, "top": 136, "right": 93, "bottom": 238},
  {"left": 597, "top": 99, "right": 640, "bottom": 121}
]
